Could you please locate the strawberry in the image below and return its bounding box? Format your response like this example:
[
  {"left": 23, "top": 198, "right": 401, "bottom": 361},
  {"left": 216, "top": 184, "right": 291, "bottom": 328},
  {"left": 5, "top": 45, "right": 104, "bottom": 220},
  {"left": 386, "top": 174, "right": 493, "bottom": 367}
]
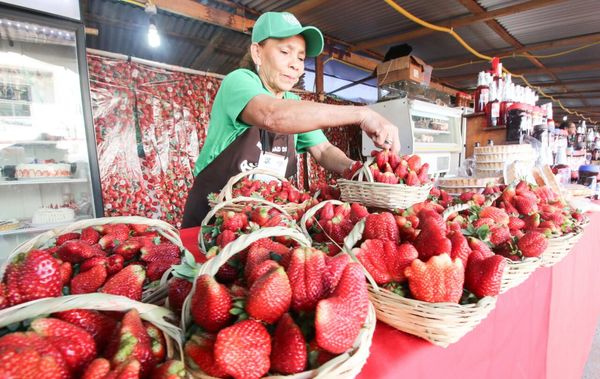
[
  {"left": 0, "top": 332, "right": 69, "bottom": 379},
  {"left": 244, "top": 246, "right": 271, "bottom": 282},
  {"left": 0, "top": 344, "right": 64, "bottom": 378},
  {"left": 167, "top": 277, "right": 193, "bottom": 313},
  {"left": 221, "top": 211, "right": 248, "bottom": 232},
  {"left": 216, "top": 230, "right": 237, "bottom": 248},
  {"left": 71, "top": 264, "right": 108, "bottom": 294},
  {"left": 315, "top": 263, "right": 369, "bottom": 354},
  {"left": 214, "top": 320, "right": 271, "bottom": 379},
  {"left": 185, "top": 334, "right": 228, "bottom": 378},
  {"left": 517, "top": 231, "right": 548, "bottom": 258},
  {"left": 363, "top": 213, "right": 399, "bottom": 243},
  {"left": 286, "top": 247, "right": 326, "bottom": 312},
  {"left": 417, "top": 162, "right": 430, "bottom": 182},
  {"left": 465, "top": 254, "right": 506, "bottom": 298},
  {"left": 57, "top": 241, "right": 105, "bottom": 263},
  {"left": 322, "top": 253, "right": 351, "bottom": 296},
  {"left": 151, "top": 360, "right": 186, "bottom": 379},
  {"left": 147, "top": 255, "right": 180, "bottom": 282},
  {"left": 405, "top": 171, "right": 421, "bottom": 186},
  {"left": 113, "top": 239, "right": 144, "bottom": 260},
  {"left": 319, "top": 202, "right": 335, "bottom": 221},
  {"left": 55, "top": 232, "right": 80, "bottom": 246},
  {"left": 392, "top": 243, "right": 419, "bottom": 282},
  {"left": 31, "top": 317, "right": 97, "bottom": 373},
  {"left": 98, "top": 228, "right": 130, "bottom": 250},
  {"left": 80, "top": 227, "right": 101, "bottom": 245},
  {"left": 144, "top": 321, "right": 166, "bottom": 362},
  {"left": 140, "top": 243, "right": 180, "bottom": 262},
  {"left": 353, "top": 239, "right": 392, "bottom": 285},
  {"left": 489, "top": 225, "right": 512, "bottom": 246},
  {"left": 513, "top": 195, "right": 538, "bottom": 215},
  {"left": 468, "top": 237, "right": 494, "bottom": 258},
  {"left": 407, "top": 155, "right": 422, "bottom": 172},
  {"left": 473, "top": 217, "right": 495, "bottom": 228},
  {"left": 107, "top": 359, "right": 141, "bottom": 379},
  {"left": 53, "top": 309, "right": 118, "bottom": 348},
  {"left": 413, "top": 221, "right": 451, "bottom": 261},
  {"left": 247, "top": 259, "right": 280, "bottom": 288},
  {"left": 508, "top": 216, "right": 526, "bottom": 230},
  {"left": 379, "top": 172, "right": 399, "bottom": 184},
  {"left": 191, "top": 275, "right": 232, "bottom": 332},
  {"left": 130, "top": 224, "right": 150, "bottom": 234},
  {"left": 449, "top": 230, "right": 472, "bottom": 268},
  {"left": 81, "top": 358, "right": 111, "bottom": 379},
  {"left": 376, "top": 149, "right": 390, "bottom": 170},
  {"left": 271, "top": 313, "right": 307, "bottom": 374},
  {"left": 479, "top": 207, "right": 509, "bottom": 225},
  {"left": 112, "top": 309, "right": 156, "bottom": 376},
  {"left": 6, "top": 250, "right": 62, "bottom": 306},
  {"left": 323, "top": 215, "right": 353, "bottom": 244},
  {"left": 107, "top": 254, "right": 125, "bottom": 275},
  {"left": 250, "top": 207, "right": 270, "bottom": 226},
  {"left": 247, "top": 265, "right": 292, "bottom": 324},
  {"left": 80, "top": 256, "right": 108, "bottom": 272},
  {"left": 394, "top": 160, "right": 408, "bottom": 180},
  {"left": 59, "top": 261, "right": 72, "bottom": 287},
  {"left": 100, "top": 264, "right": 146, "bottom": 301},
  {"left": 344, "top": 161, "right": 363, "bottom": 179},
  {"left": 405, "top": 253, "right": 464, "bottom": 303}
]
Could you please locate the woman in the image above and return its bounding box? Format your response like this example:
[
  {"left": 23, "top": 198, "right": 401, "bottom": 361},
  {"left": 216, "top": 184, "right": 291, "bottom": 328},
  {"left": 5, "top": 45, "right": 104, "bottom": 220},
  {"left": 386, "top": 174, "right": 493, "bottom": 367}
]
[{"left": 182, "top": 11, "right": 400, "bottom": 227}]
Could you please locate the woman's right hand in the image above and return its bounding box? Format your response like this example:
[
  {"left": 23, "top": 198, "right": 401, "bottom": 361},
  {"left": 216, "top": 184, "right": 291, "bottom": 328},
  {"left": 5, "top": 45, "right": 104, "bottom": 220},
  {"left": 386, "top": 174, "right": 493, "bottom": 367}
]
[{"left": 358, "top": 108, "right": 401, "bottom": 154}]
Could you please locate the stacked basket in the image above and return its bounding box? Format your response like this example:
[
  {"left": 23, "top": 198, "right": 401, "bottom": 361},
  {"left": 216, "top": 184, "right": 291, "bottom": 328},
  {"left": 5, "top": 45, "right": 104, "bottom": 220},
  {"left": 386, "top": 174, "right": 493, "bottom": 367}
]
[{"left": 474, "top": 144, "right": 535, "bottom": 178}]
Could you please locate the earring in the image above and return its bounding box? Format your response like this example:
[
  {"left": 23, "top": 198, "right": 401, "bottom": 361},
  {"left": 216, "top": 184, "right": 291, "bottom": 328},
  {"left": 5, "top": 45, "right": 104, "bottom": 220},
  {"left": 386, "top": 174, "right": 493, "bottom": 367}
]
[{"left": 256, "top": 64, "right": 260, "bottom": 73}]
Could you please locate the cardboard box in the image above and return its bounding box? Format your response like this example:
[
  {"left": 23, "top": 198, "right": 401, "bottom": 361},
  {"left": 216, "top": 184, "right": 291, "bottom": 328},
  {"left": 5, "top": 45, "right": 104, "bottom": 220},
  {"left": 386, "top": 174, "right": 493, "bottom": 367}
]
[{"left": 376, "top": 55, "right": 432, "bottom": 86}]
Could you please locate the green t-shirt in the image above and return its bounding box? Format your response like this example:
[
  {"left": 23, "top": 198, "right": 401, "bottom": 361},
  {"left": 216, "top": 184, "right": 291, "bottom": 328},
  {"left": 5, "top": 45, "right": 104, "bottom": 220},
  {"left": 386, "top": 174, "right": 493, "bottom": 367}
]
[{"left": 193, "top": 69, "right": 328, "bottom": 176}]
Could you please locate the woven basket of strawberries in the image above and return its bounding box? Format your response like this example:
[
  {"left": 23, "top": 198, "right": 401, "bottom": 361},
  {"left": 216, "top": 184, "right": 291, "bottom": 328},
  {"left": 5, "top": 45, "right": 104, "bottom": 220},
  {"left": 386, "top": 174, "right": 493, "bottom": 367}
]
[
  {"left": 337, "top": 151, "right": 433, "bottom": 210},
  {"left": 182, "top": 227, "right": 376, "bottom": 379},
  {"left": 299, "top": 200, "right": 370, "bottom": 256},
  {"left": 342, "top": 204, "right": 499, "bottom": 348},
  {"left": 0, "top": 293, "right": 184, "bottom": 378},
  {"left": 0, "top": 216, "right": 186, "bottom": 308},
  {"left": 208, "top": 168, "right": 315, "bottom": 218},
  {"left": 199, "top": 197, "right": 300, "bottom": 253}
]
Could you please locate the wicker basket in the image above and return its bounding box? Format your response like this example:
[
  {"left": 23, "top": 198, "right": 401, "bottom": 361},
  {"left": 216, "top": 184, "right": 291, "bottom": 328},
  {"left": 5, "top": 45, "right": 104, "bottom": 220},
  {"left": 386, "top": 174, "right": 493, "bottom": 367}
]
[
  {"left": 208, "top": 168, "right": 313, "bottom": 214},
  {"left": 337, "top": 157, "right": 432, "bottom": 210},
  {"left": 540, "top": 229, "right": 584, "bottom": 268},
  {"left": 342, "top": 213, "right": 497, "bottom": 348},
  {"left": 199, "top": 196, "right": 295, "bottom": 253},
  {"left": 299, "top": 200, "right": 345, "bottom": 245},
  {"left": 183, "top": 227, "right": 376, "bottom": 379},
  {"left": 1, "top": 216, "right": 185, "bottom": 304},
  {"left": 0, "top": 293, "right": 183, "bottom": 361},
  {"left": 499, "top": 257, "right": 541, "bottom": 293}
]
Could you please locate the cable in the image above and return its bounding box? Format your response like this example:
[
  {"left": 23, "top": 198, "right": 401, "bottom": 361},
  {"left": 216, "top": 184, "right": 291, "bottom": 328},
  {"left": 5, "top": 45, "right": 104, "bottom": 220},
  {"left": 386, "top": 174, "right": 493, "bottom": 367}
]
[{"left": 383, "top": 0, "right": 595, "bottom": 122}]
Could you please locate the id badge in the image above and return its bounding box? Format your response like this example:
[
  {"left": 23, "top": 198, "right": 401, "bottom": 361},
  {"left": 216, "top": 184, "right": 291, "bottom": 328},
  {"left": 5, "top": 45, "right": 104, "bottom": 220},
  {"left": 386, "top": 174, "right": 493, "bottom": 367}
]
[{"left": 255, "top": 152, "right": 288, "bottom": 181}]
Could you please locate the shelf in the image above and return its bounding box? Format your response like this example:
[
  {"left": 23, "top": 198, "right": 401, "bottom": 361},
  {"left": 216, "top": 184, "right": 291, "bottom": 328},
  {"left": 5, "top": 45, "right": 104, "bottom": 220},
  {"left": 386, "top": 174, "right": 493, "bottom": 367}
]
[
  {"left": 414, "top": 127, "right": 450, "bottom": 135},
  {"left": 0, "top": 178, "right": 87, "bottom": 186},
  {"left": 0, "top": 139, "right": 83, "bottom": 145},
  {"left": 0, "top": 216, "right": 92, "bottom": 237}
]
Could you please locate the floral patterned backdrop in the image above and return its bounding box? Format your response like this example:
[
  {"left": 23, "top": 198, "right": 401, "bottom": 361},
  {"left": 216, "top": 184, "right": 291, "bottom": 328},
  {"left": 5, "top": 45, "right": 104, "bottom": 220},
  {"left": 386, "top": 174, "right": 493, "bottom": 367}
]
[{"left": 88, "top": 53, "right": 362, "bottom": 226}]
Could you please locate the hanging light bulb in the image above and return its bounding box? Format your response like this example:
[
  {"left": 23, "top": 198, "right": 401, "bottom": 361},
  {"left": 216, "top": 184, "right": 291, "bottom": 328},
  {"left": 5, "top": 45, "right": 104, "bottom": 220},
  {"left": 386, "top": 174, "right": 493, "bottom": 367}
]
[{"left": 145, "top": 3, "right": 160, "bottom": 48}]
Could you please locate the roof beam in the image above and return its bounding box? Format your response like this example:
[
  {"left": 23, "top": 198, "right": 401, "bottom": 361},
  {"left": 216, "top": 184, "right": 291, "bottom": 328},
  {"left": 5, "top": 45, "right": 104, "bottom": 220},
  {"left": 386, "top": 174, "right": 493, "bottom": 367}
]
[
  {"left": 532, "top": 78, "right": 600, "bottom": 88},
  {"left": 285, "top": 0, "right": 324, "bottom": 16},
  {"left": 443, "top": 62, "right": 600, "bottom": 83},
  {"left": 431, "top": 32, "right": 600, "bottom": 68},
  {"left": 354, "top": 0, "right": 565, "bottom": 51}
]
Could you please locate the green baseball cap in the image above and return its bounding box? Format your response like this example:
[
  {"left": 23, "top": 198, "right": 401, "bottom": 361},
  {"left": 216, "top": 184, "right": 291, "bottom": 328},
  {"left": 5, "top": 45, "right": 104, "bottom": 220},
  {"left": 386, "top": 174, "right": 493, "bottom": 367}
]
[{"left": 252, "top": 12, "right": 324, "bottom": 57}]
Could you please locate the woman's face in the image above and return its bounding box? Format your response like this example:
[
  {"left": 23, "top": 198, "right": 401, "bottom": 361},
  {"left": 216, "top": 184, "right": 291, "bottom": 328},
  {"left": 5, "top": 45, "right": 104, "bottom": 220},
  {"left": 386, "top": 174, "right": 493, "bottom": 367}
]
[
  {"left": 251, "top": 35, "right": 306, "bottom": 96},
  {"left": 568, "top": 123, "right": 577, "bottom": 135}
]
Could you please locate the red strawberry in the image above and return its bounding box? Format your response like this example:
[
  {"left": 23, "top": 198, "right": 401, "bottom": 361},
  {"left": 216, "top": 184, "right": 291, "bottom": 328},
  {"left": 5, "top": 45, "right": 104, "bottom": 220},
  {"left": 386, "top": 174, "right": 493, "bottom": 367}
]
[
  {"left": 323, "top": 215, "right": 353, "bottom": 244},
  {"left": 6, "top": 250, "right": 62, "bottom": 306},
  {"left": 221, "top": 211, "right": 248, "bottom": 232},
  {"left": 130, "top": 224, "right": 149, "bottom": 234},
  {"left": 100, "top": 264, "right": 146, "bottom": 301},
  {"left": 250, "top": 207, "right": 270, "bottom": 226},
  {"left": 214, "top": 320, "right": 271, "bottom": 379},
  {"left": 376, "top": 149, "right": 390, "bottom": 170},
  {"left": 471, "top": 193, "right": 486, "bottom": 206},
  {"left": 59, "top": 261, "right": 72, "bottom": 287},
  {"left": 185, "top": 334, "right": 229, "bottom": 378},
  {"left": 315, "top": 263, "right": 369, "bottom": 354},
  {"left": 319, "top": 202, "right": 335, "bottom": 221},
  {"left": 191, "top": 275, "right": 232, "bottom": 332},
  {"left": 247, "top": 265, "right": 292, "bottom": 324},
  {"left": 413, "top": 221, "right": 451, "bottom": 261},
  {"left": 107, "top": 359, "right": 141, "bottom": 379},
  {"left": 147, "top": 255, "right": 180, "bottom": 282},
  {"left": 523, "top": 213, "right": 541, "bottom": 230},
  {"left": 286, "top": 247, "right": 326, "bottom": 312},
  {"left": 98, "top": 228, "right": 130, "bottom": 250},
  {"left": 489, "top": 225, "right": 511, "bottom": 246},
  {"left": 405, "top": 171, "right": 420, "bottom": 186},
  {"left": 508, "top": 217, "right": 526, "bottom": 230},
  {"left": 270, "top": 313, "right": 306, "bottom": 374},
  {"left": 244, "top": 245, "right": 271, "bottom": 282},
  {"left": 140, "top": 243, "right": 180, "bottom": 262},
  {"left": 167, "top": 277, "right": 193, "bottom": 313},
  {"left": 55, "top": 232, "right": 80, "bottom": 246},
  {"left": 0, "top": 344, "right": 65, "bottom": 378},
  {"left": 405, "top": 253, "right": 464, "bottom": 303},
  {"left": 0, "top": 332, "right": 69, "bottom": 379},
  {"left": 57, "top": 241, "right": 105, "bottom": 263},
  {"left": 468, "top": 237, "right": 494, "bottom": 258},
  {"left": 379, "top": 172, "right": 399, "bottom": 184},
  {"left": 465, "top": 254, "right": 506, "bottom": 298},
  {"left": 53, "top": 309, "right": 118, "bottom": 348},
  {"left": 144, "top": 321, "right": 166, "bottom": 363},
  {"left": 363, "top": 213, "right": 399, "bottom": 243},
  {"left": 394, "top": 160, "right": 408, "bottom": 180},
  {"left": 517, "top": 231, "right": 548, "bottom": 258},
  {"left": 247, "top": 259, "right": 280, "bottom": 288},
  {"left": 513, "top": 195, "right": 538, "bottom": 215},
  {"left": 113, "top": 239, "right": 144, "bottom": 260},
  {"left": 353, "top": 239, "right": 392, "bottom": 285},
  {"left": 417, "top": 162, "right": 430, "bottom": 182},
  {"left": 71, "top": 264, "right": 108, "bottom": 294},
  {"left": 480, "top": 207, "right": 509, "bottom": 225},
  {"left": 322, "top": 253, "right": 351, "bottom": 296},
  {"left": 151, "top": 360, "right": 186, "bottom": 379},
  {"left": 80, "top": 227, "right": 101, "bottom": 245},
  {"left": 407, "top": 155, "right": 422, "bottom": 171},
  {"left": 473, "top": 217, "right": 495, "bottom": 228},
  {"left": 449, "top": 230, "right": 472, "bottom": 268},
  {"left": 392, "top": 243, "right": 419, "bottom": 282},
  {"left": 107, "top": 254, "right": 125, "bottom": 275},
  {"left": 216, "top": 230, "right": 237, "bottom": 248},
  {"left": 81, "top": 358, "right": 111, "bottom": 379},
  {"left": 31, "top": 317, "right": 97, "bottom": 373},
  {"left": 112, "top": 309, "right": 156, "bottom": 377}
]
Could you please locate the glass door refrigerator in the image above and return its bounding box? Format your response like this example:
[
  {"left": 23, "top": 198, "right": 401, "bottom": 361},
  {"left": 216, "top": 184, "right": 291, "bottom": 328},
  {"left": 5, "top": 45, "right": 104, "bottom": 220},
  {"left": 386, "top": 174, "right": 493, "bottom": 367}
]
[{"left": 0, "top": 1, "right": 102, "bottom": 261}]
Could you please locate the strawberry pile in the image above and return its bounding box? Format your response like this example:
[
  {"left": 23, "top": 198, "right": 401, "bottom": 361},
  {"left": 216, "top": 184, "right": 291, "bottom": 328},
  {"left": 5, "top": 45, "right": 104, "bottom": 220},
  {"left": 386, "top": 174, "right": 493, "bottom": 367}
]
[
  {"left": 184, "top": 240, "right": 369, "bottom": 379},
  {"left": 366, "top": 151, "right": 431, "bottom": 186},
  {"left": 202, "top": 206, "right": 298, "bottom": 251},
  {"left": 0, "top": 308, "right": 184, "bottom": 379},
  {"left": 0, "top": 223, "right": 183, "bottom": 309},
  {"left": 209, "top": 178, "right": 314, "bottom": 209},
  {"left": 304, "top": 202, "right": 369, "bottom": 256}
]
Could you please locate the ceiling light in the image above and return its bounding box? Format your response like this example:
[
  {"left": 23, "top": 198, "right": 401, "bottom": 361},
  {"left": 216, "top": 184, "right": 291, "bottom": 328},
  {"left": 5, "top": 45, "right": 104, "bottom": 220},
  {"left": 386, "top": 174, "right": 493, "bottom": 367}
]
[
  {"left": 563, "top": 116, "right": 568, "bottom": 121},
  {"left": 145, "top": 3, "right": 160, "bottom": 48}
]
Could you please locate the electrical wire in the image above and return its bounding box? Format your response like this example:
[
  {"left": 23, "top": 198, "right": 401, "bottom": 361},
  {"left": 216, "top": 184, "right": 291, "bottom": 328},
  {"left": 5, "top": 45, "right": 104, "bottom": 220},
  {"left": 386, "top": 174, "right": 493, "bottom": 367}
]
[
  {"left": 383, "top": 0, "right": 595, "bottom": 122},
  {"left": 120, "top": 0, "right": 146, "bottom": 8}
]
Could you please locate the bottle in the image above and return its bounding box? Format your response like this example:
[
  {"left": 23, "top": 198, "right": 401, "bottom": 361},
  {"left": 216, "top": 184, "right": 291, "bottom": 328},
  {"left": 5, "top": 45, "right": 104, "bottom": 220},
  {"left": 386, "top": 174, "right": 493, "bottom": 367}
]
[
  {"left": 486, "top": 82, "right": 500, "bottom": 127},
  {"left": 474, "top": 72, "right": 489, "bottom": 113}
]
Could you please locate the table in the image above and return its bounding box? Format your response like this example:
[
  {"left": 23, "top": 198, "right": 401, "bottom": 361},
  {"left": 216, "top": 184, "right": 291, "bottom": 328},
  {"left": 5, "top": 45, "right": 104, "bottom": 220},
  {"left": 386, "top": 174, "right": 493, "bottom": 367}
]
[{"left": 179, "top": 210, "right": 600, "bottom": 379}]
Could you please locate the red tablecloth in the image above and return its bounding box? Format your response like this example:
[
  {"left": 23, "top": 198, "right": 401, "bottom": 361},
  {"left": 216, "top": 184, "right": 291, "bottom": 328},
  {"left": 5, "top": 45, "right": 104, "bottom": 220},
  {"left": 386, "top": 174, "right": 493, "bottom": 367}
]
[{"left": 179, "top": 211, "right": 600, "bottom": 379}]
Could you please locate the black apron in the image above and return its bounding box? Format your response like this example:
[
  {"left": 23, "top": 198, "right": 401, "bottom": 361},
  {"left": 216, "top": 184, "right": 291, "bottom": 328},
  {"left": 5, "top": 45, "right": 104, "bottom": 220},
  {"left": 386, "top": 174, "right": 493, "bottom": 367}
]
[{"left": 181, "top": 127, "right": 297, "bottom": 228}]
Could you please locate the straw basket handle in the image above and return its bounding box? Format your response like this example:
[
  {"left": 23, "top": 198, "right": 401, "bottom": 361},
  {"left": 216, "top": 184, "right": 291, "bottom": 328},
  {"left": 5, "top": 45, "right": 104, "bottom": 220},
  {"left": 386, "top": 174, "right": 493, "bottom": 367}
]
[
  {"left": 183, "top": 227, "right": 311, "bottom": 332},
  {"left": 216, "top": 168, "right": 290, "bottom": 203},
  {"left": 340, "top": 218, "right": 380, "bottom": 291},
  {"left": 299, "top": 200, "right": 345, "bottom": 244},
  {"left": 199, "top": 197, "right": 291, "bottom": 253},
  {"left": 349, "top": 157, "right": 376, "bottom": 183}
]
